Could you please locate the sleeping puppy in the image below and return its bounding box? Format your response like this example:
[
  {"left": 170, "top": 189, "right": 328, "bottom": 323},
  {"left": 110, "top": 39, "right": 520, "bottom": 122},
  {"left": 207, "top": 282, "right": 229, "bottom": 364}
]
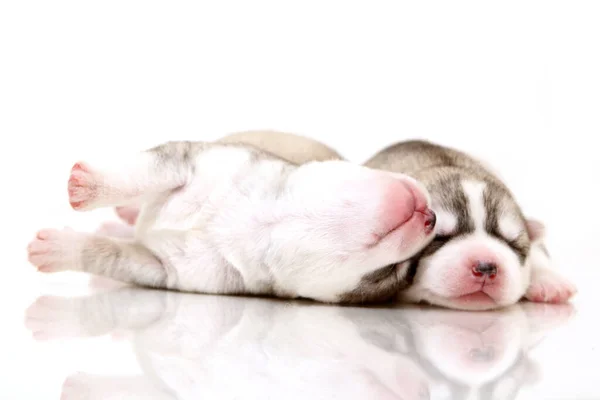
[
  {"left": 214, "top": 132, "right": 576, "bottom": 310},
  {"left": 110, "top": 130, "right": 344, "bottom": 226},
  {"left": 26, "top": 134, "right": 436, "bottom": 304},
  {"left": 364, "top": 140, "right": 577, "bottom": 310}
]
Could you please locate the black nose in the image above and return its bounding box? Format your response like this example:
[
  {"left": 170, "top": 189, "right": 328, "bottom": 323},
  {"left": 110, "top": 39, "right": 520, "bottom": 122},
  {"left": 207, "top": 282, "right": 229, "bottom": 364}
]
[{"left": 472, "top": 262, "right": 498, "bottom": 278}]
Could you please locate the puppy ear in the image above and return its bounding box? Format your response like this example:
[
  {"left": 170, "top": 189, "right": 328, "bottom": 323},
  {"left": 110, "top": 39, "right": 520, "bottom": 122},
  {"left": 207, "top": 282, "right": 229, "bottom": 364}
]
[{"left": 525, "top": 219, "right": 546, "bottom": 242}]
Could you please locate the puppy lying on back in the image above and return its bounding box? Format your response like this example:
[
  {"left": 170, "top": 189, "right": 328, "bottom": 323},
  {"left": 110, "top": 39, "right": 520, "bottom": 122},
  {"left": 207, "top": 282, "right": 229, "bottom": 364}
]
[
  {"left": 112, "top": 130, "right": 344, "bottom": 225},
  {"left": 364, "top": 140, "right": 577, "bottom": 310},
  {"left": 26, "top": 132, "right": 436, "bottom": 304}
]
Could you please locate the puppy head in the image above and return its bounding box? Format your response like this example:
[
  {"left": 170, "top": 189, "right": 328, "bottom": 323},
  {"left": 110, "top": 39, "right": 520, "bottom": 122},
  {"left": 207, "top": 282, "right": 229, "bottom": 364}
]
[
  {"left": 268, "top": 160, "right": 436, "bottom": 301},
  {"left": 400, "top": 176, "right": 544, "bottom": 311}
]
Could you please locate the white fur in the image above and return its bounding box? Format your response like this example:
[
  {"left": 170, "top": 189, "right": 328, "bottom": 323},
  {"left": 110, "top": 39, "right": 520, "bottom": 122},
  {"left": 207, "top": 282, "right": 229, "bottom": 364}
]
[
  {"left": 400, "top": 179, "right": 535, "bottom": 311},
  {"left": 402, "top": 174, "right": 576, "bottom": 310},
  {"left": 433, "top": 208, "right": 458, "bottom": 236},
  {"left": 498, "top": 215, "right": 523, "bottom": 242},
  {"left": 401, "top": 231, "right": 530, "bottom": 311},
  {"left": 462, "top": 180, "right": 487, "bottom": 232},
  {"left": 28, "top": 142, "right": 435, "bottom": 303}
]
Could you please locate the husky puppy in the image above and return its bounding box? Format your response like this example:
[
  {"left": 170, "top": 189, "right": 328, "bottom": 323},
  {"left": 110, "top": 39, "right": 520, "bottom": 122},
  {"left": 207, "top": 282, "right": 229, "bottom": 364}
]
[
  {"left": 364, "top": 140, "right": 577, "bottom": 310},
  {"left": 110, "top": 130, "right": 344, "bottom": 226},
  {"left": 26, "top": 135, "right": 436, "bottom": 304}
]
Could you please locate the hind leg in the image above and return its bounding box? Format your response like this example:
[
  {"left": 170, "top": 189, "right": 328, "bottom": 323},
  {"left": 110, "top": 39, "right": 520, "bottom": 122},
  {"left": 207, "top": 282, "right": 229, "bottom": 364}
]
[
  {"left": 27, "top": 227, "right": 244, "bottom": 294},
  {"left": 67, "top": 141, "right": 204, "bottom": 211}
]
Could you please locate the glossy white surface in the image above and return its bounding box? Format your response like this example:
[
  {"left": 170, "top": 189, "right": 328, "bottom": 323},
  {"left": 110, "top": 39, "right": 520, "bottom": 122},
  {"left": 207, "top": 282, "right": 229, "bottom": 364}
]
[{"left": 4, "top": 274, "right": 598, "bottom": 400}]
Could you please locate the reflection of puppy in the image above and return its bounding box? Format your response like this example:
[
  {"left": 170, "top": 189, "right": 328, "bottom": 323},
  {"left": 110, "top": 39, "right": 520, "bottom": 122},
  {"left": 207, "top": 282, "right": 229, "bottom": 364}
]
[
  {"left": 27, "top": 131, "right": 436, "bottom": 304},
  {"left": 364, "top": 140, "right": 577, "bottom": 310},
  {"left": 26, "top": 288, "right": 430, "bottom": 400},
  {"left": 25, "top": 288, "right": 572, "bottom": 400},
  {"left": 388, "top": 303, "right": 573, "bottom": 400}
]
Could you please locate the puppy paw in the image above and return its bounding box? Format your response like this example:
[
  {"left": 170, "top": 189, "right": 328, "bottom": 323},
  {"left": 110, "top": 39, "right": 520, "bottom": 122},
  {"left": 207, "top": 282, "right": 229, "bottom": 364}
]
[
  {"left": 68, "top": 162, "right": 101, "bottom": 210},
  {"left": 27, "top": 228, "right": 85, "bottom": 273},
  {"left": 525, "top": 268, "right": 577, "bottom": 304}
]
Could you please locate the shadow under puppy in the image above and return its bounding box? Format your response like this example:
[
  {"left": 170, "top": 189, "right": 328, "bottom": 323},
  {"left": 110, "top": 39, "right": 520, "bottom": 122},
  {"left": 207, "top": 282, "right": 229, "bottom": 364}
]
[{"left": 26, "top": 131, "right": 436, "bottom": 304}]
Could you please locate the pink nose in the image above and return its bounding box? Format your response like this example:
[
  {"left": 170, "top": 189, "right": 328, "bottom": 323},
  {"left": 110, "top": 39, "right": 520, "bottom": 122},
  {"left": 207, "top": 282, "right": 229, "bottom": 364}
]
[
  {"left": 377, "top": 177, "right": 434, "bottom": 234},
  {"left": 398, "top": 179, "right": 436, "bottom": 233}
]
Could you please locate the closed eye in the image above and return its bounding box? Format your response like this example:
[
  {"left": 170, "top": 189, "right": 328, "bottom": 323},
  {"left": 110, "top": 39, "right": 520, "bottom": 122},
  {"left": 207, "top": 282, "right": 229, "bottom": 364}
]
[
  {"left": 490, "top": 231, "right": 529, "bottom": 262},
  {"left": 506, "top": 238, "right": 528, "bottom": 261}
]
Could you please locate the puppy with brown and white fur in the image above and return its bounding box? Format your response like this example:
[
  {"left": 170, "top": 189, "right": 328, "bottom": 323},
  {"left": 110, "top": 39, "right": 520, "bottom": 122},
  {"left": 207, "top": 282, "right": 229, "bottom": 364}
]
[
  {"left": 105, "top": 130, "right": 345, "bottom": 227},
  {"left": 26, "top": 132, "right": 436, "bottom": 304},
  {"left": 364, "top": 140, "right": 577, "bottom": 310},
  {"left": 217, "top": 132, "right": 577, "bottom": 310}
]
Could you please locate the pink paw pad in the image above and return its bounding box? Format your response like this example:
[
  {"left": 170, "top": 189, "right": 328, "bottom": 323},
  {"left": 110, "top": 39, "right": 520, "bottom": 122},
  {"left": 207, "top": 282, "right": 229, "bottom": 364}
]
[{"left": 68, "top": 162, "right": 98, "bottom": 210}]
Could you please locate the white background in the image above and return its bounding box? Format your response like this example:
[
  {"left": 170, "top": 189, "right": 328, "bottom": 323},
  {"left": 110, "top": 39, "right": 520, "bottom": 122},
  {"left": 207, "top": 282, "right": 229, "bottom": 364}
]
[{"left": 1, "top": 1, "right": 599, "bottom": 399}]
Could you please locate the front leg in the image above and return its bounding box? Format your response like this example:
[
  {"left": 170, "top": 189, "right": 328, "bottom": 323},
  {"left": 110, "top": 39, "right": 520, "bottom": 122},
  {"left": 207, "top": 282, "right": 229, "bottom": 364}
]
[
  {"left": 525, "top": 265, "right": 577, "bottom": 304},
  {"left": 523, "top": 220, "right": 577, "bottom": 303},
  {"left": 27, "top": 228, "right": 168, "bottom": 288}
]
